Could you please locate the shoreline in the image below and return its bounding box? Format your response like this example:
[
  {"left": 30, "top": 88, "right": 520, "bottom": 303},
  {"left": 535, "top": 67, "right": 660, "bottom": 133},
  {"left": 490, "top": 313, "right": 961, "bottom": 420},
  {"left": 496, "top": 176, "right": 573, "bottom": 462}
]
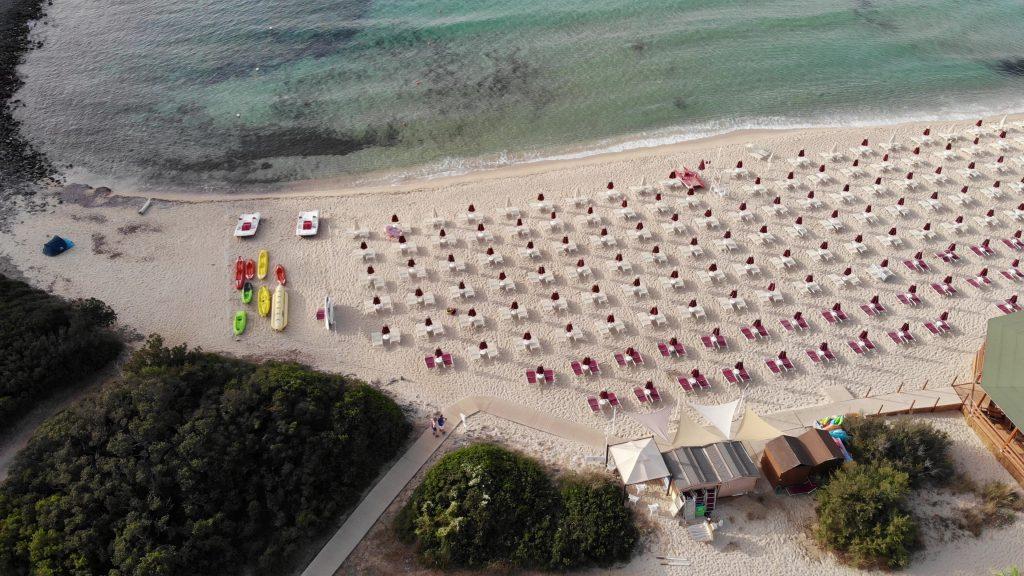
[
  {"left": 83, "top": 112, "right": 1024, "bottom": 204},
  {"left": 0, "top": 0, "right": 56, "bottom": 192}
]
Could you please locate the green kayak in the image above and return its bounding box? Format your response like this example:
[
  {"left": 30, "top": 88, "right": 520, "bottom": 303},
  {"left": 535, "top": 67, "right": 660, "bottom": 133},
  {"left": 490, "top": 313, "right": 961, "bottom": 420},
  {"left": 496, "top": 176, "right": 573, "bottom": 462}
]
[
  {"left": 233, "top": 310, "right": 247, "bottom": 336},
  {"left": 241, "top": 281, "right": 253, "bottom": 304}
]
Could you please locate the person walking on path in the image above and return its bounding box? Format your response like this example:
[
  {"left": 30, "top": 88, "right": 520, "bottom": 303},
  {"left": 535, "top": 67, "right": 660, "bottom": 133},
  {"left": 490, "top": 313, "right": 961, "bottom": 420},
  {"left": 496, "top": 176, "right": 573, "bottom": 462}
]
[
  {"left": 430, "top": 416, "right": 439, "bottom": 437},
  {"left": 435, "top": 413, "right": 447, "bottom": 435}
]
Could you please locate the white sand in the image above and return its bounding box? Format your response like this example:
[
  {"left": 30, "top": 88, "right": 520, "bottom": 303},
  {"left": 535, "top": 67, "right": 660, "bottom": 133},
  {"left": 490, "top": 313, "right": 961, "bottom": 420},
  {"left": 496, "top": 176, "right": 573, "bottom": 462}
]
[{"left": 4, "top": 115, "right": 1024, "bottom": 574}]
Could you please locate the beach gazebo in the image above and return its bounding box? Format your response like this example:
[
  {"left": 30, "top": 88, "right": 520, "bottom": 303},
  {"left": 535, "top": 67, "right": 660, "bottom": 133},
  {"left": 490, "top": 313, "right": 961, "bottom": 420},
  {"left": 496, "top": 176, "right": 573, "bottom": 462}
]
[
  {"left": 606, "top": 437, "right": 671, "bottom": 487},
  {"left": 957, "top": 312, "right": 1024, "bottom": 486}
]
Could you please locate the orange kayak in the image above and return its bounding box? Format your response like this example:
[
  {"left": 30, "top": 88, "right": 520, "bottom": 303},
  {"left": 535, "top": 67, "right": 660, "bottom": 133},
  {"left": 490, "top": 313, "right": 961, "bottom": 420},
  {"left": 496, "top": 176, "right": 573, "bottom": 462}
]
[
  {"left": 275, "top": 264, "right": 287, "bottom": 285},
  {"left": 234, "top": 257, "right": 244, "bottom": 290},
  {"left": 245, "top": 259, "right": 256, "bottom": 280}
]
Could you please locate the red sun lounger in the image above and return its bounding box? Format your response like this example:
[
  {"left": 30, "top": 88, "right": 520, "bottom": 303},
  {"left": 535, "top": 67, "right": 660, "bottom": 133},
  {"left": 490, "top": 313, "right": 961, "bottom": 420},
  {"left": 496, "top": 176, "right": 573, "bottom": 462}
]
[{"left": 571, "top": 361, "right": 584, "bottom": 376}]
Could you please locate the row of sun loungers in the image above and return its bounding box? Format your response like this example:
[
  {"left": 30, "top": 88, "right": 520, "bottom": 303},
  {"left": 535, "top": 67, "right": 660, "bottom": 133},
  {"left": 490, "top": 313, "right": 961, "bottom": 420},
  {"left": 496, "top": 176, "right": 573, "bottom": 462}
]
[{"left": 346, "top": 125, "right": 1023, "bottom": 418}]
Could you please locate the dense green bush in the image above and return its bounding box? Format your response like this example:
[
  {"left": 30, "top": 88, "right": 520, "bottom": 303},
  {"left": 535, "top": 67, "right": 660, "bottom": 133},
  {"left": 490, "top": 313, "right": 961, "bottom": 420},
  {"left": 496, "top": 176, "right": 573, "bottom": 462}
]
[
  {"left": 815, "top": 463, "right": 919, "bottom": 570},
  {"left": 0, "top": 336, "right": 410, "bottom": 575},
  {"left": 550, "top": 475, "right": 639, "bottom": 569},
  {"left": 844, "top": 415, "right": 953, "bottom": 487},
  {"left": 0, "top": 274, "right": 122, "bottom": 429},
  {"left": 397, "top": 444, "right": 637, "bottom": 571},
  {"left": 396, "top": 443, "right": 559, "bottom": 568}
]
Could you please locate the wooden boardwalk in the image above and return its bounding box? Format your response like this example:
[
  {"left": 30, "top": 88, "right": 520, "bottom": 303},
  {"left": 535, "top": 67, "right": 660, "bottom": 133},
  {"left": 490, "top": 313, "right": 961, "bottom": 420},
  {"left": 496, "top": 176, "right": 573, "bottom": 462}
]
[{"left": 763, "top": 385, "right": 962, "bottom": 433}]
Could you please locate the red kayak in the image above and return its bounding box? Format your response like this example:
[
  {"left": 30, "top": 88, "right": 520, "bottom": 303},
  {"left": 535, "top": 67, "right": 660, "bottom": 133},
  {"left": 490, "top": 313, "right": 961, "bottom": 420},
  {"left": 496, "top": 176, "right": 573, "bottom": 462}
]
[
  {"left": 234, "top": 257, "right": 245, "bottom": 290},
  {"left": 275, "top": 264, "right": 287, "bottom": 285},
  {"left": 245, "top": 259, "right": 256, "bottom": 280}
]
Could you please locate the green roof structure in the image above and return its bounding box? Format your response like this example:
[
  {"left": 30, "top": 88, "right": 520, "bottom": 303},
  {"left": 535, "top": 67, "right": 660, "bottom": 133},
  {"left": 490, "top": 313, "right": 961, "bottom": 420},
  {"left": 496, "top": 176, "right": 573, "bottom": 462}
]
[{"left": 981, "top": 312, "right": 1024, "bottom": 427}]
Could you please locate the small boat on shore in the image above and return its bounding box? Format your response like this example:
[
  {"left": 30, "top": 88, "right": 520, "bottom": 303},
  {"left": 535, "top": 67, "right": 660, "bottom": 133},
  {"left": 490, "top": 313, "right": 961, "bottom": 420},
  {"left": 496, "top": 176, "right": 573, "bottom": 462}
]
[
  {"left": 257, "top": 249, "right": 269, "bottom": 279},
  {"left": 233, "top": 310, "right": 247, "bottom": 335},
  {"left": 271, "top": 284, "right": 288, "bottom": 331},
  {"left": 234, "top": 257, "right": 245, "bottom": 290},
  {"left": 296, "top": 210, "right": 319, "bottom": 237},
  {"left": 275, "top": 264, "right": 287, "bottom": 285},
  {"left": 241, "top": 281, "right": 253, "bottom": 304},
  {"left": 234, "top": 213, "right": 260, "bottom": 237},
  {"left": 257, "top": 286, "right": 271, "bottom": 316},
  {"left": 244, "top": 259, "right": 256, "bottom": 280}
]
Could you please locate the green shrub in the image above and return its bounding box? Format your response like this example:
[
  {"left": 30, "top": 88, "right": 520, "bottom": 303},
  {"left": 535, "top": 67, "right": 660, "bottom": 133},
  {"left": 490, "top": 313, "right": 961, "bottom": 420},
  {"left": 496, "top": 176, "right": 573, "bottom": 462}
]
[
  {"left": 814, "top": 462, "right": 918, "bottom": 569},
  {"left": 0, "top": 274, "right": 122, "bottom": 429},
  {"left": 397, "top": 445, "right": 637, "bottom": 571},
  {"left": 550, "top": 475, "right": 638, "bottom": 568},
  {"left": 0, "top": 336, "right": 410, "bottom": 575},
  {"left": 397, "top": 444, "right": 559, "bottom": 569},
  {"left": 979, "top": 481, "right": 1024, "bottom": 528},
  {"left": 844, "top": 415, "right": 953, "bottom": 487}
]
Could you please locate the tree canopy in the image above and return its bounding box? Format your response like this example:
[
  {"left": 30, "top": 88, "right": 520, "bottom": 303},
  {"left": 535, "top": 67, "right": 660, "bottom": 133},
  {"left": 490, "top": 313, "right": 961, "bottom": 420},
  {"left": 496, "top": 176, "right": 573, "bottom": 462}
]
[
  {"left": 814, "top": 462, "right": 919, "bottom": 570},
  {"left": 843, "top": 415, "right": 954, "bottom": 487},
  {"left": 0, "top": 336, "right": 410, "bottom": 575},
  {"left": 396, "top": 444, "right": 637, "bottom": 571},
  {"left": 0, "top": 273, "right": 122, "bottom": 429}
]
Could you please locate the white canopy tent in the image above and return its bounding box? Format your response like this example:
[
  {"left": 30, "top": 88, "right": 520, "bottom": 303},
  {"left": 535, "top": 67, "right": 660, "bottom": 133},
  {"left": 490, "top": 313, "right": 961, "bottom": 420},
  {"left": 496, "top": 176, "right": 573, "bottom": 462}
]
[{"left": 606, "top": 437, "right": 671, "bottom": 486}]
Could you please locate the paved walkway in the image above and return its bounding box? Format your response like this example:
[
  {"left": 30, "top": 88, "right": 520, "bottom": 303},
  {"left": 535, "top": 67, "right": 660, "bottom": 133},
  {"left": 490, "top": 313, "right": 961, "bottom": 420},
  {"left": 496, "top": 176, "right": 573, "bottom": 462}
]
[
  {"left": 302, "top": 387, "right": 962, "bottom": 576},
  {"left": 300, "top": 396, "right": 616, "bottom": 576}
]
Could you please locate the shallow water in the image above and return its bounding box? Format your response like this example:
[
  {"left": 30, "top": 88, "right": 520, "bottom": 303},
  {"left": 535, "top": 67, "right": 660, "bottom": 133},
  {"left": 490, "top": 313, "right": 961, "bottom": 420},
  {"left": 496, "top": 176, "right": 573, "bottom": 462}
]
[{"left": 13, "top": 0, "right": 1024, "bottom": 192}]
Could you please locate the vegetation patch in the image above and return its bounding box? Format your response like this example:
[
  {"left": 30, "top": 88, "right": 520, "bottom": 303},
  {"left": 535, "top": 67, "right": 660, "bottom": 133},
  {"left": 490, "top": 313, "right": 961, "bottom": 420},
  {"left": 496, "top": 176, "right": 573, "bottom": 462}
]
[
  {"left": 396, "top": 444, "right": 637, "bottom": 571},
  {"left": 0, "top": 274, "right": 122, "bottom": 430},
  {"left": 815, "top": 416, "right": 1022, "bottom": 570},
  {"left": 842, "top": 414, "right": 954, "bottom": 488},
  {"left": 0, "top": 336, "right": 410, "bottom": 575},
  {"left": 814, "top": 463, "right": 919, "bottom": 570}
]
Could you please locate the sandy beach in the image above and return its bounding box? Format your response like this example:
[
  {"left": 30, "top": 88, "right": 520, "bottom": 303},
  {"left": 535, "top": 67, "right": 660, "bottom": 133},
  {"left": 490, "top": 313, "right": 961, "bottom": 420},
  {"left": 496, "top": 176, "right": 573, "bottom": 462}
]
[{"left": 4, "top": 114, "right": 1024, "bottom": 574}]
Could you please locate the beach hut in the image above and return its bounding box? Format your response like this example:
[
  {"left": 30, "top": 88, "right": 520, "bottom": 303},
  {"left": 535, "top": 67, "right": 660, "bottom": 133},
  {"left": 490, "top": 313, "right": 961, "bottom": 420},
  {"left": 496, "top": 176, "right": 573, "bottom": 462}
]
[
  {"left": 662, "top": 441, "right": 759, "bottom": 516},
  {"left": 957, "top": 312, "right": 1024, "bottom": 486},
  {"left": 760, "top": 428, "right": 844, "bottom": 489},
  {"left": 606, "top": 437, "right": 671, "bottom": 487}
]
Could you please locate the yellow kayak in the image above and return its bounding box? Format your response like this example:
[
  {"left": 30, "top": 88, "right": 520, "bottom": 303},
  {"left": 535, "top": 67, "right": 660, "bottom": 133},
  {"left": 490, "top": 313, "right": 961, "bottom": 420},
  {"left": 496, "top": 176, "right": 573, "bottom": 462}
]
[
  {"left": 270, "top": 284, "right": 288, "bottom": 331},
  {"left": 257, "top": 285, "right": 271, "bottom": 317},
  {"left": 257, "top": 249, "right": 269, "bottom": 280}
]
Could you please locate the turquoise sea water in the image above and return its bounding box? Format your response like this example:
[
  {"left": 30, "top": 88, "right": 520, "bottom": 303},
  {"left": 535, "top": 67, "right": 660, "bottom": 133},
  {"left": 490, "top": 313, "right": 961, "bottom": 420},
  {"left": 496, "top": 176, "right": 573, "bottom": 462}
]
[{"left": 13, "top": 0, "right": 1024, "bottom": 192}]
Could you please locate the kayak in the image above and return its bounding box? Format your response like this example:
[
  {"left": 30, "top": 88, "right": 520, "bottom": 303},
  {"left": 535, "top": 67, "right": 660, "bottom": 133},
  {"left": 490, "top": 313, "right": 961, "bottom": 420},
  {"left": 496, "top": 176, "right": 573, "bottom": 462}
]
[
  {"left": 241, "top": 281, "right": 253, "bottom": 304},
  {"left": 233, "top": 310, "right": 247, "bottom": 336},
  {"left": 257, "top": 249, "right": 269, "bottom": 279},
  {"left": 275, "top": 264, "right": 287, "bottom": 285},
  {"left": 271, "top": 284, "right": 288, "bottom": 331},
  {"left": 244, "top": 259, "right": 256, "bottom": 280},
  {"left": 257, "top": 285, "right": 271, "bottom": 316},
  {"left": 234, "top": 257, "right": 244, "bottom": 290}
]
